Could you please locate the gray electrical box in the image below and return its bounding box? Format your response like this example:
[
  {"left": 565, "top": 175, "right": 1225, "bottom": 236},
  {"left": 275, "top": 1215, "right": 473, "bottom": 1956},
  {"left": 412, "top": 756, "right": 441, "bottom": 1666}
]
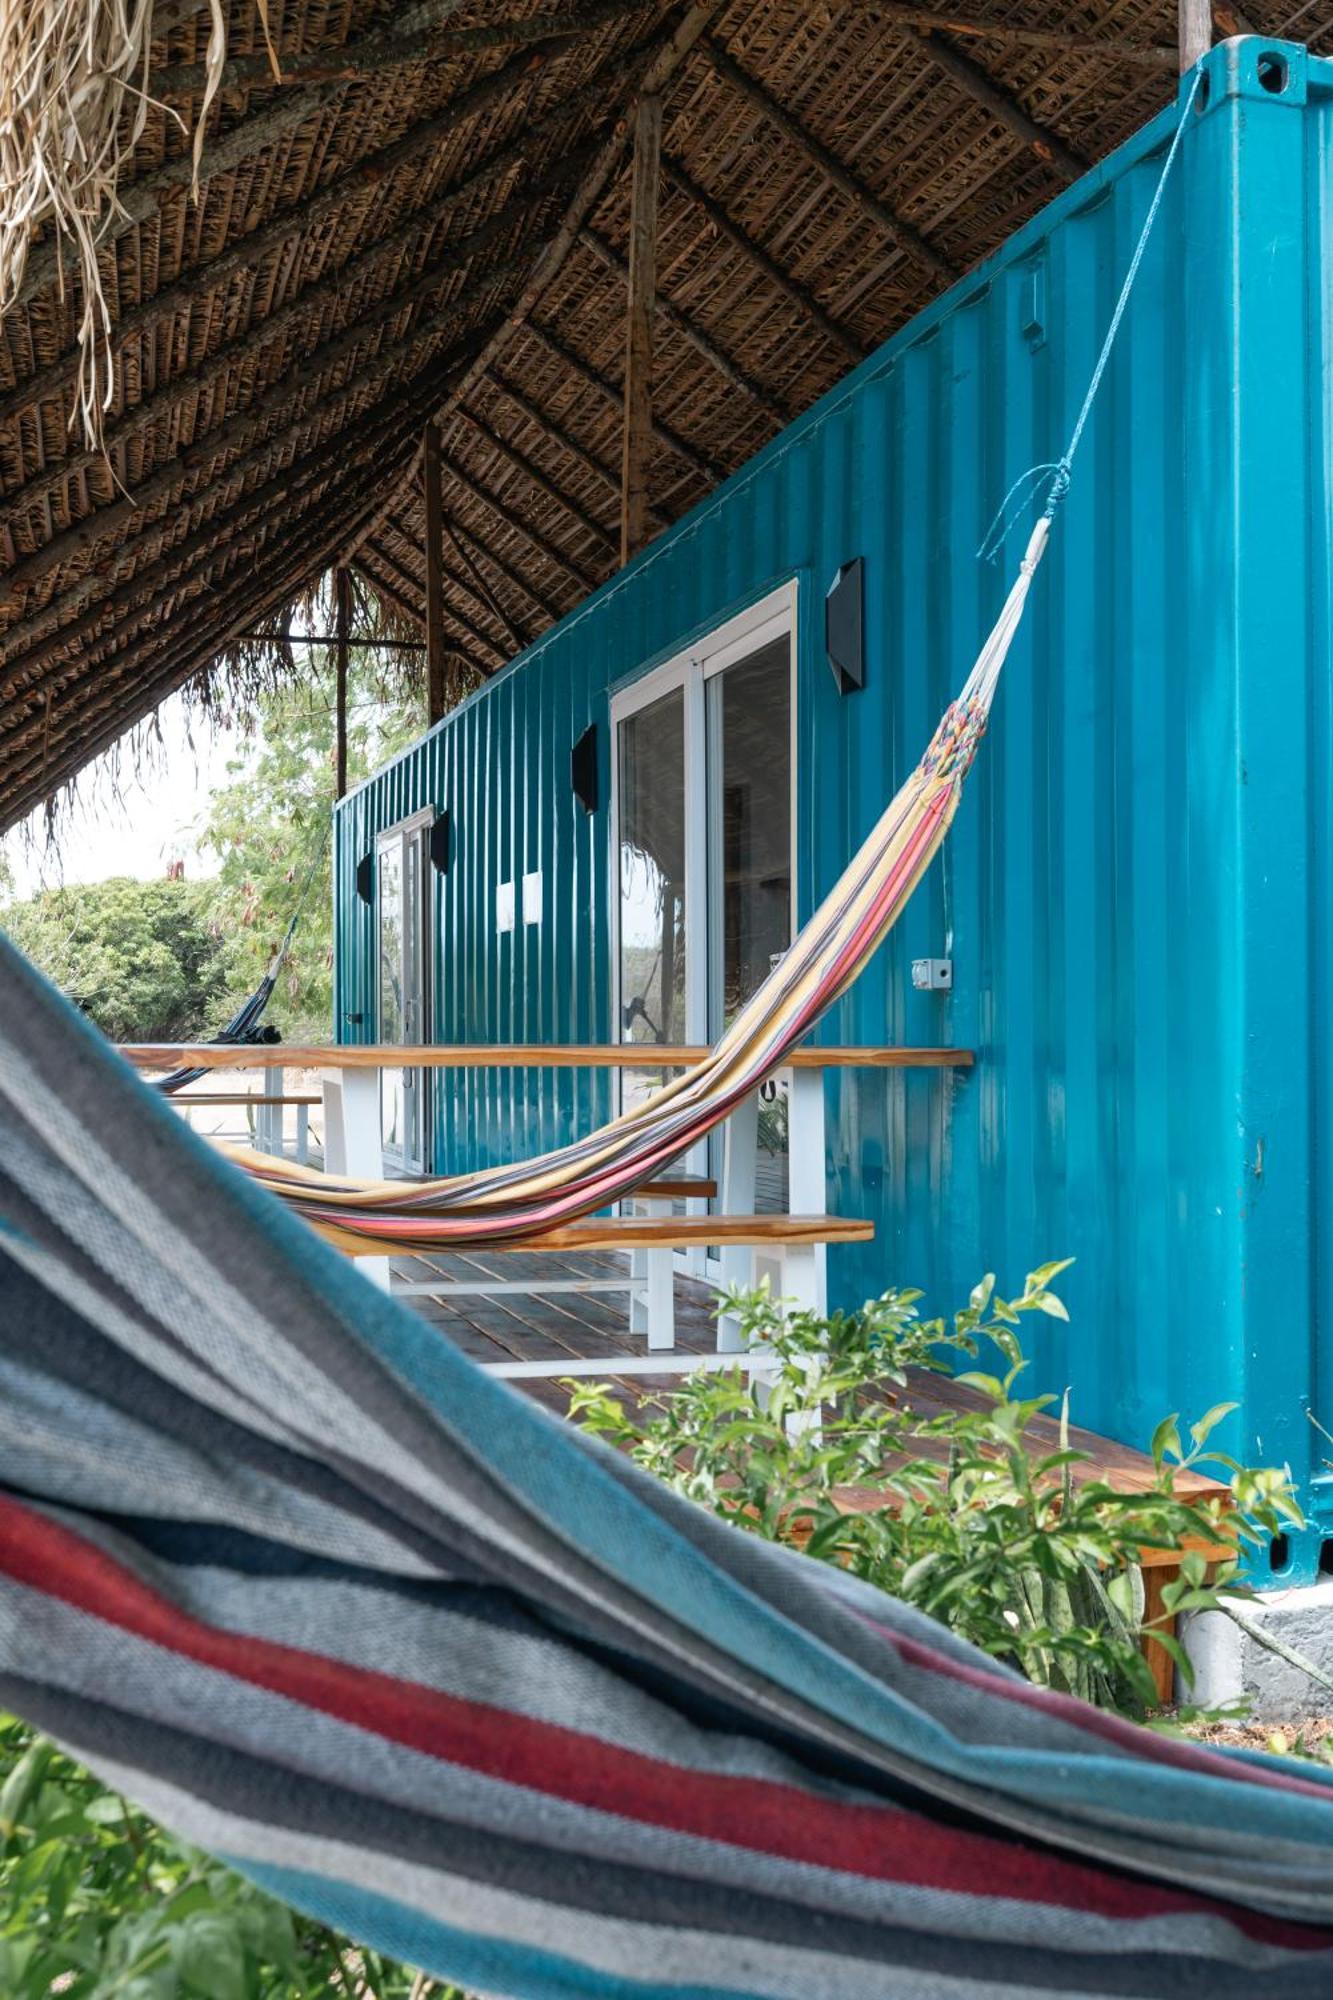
[{"left": 911, "top": 958, "right": 953, "bottom": 992}]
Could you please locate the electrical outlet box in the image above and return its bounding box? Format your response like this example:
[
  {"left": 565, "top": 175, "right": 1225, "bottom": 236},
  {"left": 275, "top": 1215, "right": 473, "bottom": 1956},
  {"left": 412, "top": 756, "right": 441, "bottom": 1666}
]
[
  {"left": 911, "top": 957, "right": 953, "bottom": 992},
  {"left": 496, "top": 882, "right": 515, "bottom": 934}
]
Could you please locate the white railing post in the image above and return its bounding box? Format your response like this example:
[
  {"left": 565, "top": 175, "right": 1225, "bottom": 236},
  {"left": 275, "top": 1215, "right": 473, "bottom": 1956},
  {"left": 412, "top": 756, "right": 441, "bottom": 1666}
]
[
  {"left": 715, "top": 1091, "right": 759, "bottom": 1351},
  {"left": 787, "top": 1064, "right": 828, "bottom": 1317},
  {"left": 320, "top": 1065, "right": 390, "bottom": 1291}
]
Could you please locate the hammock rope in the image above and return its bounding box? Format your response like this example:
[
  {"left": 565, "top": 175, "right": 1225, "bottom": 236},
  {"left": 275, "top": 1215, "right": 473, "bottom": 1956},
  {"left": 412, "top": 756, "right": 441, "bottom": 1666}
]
[{"left": 234, "top": 76, "right": 1205, "bottom": 1258}]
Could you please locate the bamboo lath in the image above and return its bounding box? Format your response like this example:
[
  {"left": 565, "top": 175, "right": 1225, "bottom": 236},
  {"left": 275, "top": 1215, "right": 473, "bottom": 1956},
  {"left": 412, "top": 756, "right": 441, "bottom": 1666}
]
[{"left": 0, "top": 0, "right": 1300, "bottom": 831}]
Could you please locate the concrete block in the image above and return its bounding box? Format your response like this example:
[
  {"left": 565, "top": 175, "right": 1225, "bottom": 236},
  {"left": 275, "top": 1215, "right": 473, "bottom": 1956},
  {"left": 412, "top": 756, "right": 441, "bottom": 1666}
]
[{"left": 1182, "top": 1583, "right": 1333, "bottom": 1722}]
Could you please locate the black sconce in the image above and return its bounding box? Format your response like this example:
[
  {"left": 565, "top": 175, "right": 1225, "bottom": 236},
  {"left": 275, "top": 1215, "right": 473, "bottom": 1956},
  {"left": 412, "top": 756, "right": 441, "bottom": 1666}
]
[
  {"left": 430, "top": 812, "right": 451, "bottom": 874},
  {"left": 355, "top": 853, "right": 374, "bottom": 904},
  {"left": 571, "top": 724, "right": 599, "bottom": 814},
  {"left": 826, "top": 557, "right": 865, "bottom": 694}
]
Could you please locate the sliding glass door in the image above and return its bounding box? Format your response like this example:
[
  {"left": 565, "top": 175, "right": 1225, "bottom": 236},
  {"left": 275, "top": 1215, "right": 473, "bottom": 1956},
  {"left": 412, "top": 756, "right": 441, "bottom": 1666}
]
[
  {"left": 612, "top": 585, "right": 795, "bottom": 1219},
  {"left": 377, "top": 809, "right": 433, "bottom": 1173}
]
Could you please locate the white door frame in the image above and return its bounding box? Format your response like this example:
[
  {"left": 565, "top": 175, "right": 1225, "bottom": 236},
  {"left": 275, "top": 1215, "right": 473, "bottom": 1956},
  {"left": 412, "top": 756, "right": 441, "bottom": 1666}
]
[{"left": 609, "top": 582, "right": 799, "bottom": 1272}]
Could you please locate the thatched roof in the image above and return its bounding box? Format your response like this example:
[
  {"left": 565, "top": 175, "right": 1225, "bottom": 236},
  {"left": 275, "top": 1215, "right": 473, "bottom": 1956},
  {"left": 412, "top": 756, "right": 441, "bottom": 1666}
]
[{"left": 0, "top": 1, "right": 1293, "bottom": 830}]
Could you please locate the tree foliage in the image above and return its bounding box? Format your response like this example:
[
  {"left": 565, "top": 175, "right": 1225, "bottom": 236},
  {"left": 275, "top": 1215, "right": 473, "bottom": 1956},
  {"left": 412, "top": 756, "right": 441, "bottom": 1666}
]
[
  {"left": 0, "top": 875, "right": 230, "bottom": 1042},
  {"left": 198, "top": 655, "right": 422, "bottom": 1043},
  {"left": 0, "top": 649, "right": 424, "bottom": 1045}
]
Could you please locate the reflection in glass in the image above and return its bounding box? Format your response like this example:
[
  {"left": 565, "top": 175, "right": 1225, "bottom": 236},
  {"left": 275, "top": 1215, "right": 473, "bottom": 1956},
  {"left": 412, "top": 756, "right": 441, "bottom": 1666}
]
[
  {"left": 378, "top": 839, "right": 405, "bottom": 1156},
  {"left": 619, "top": 685, "right": 686, "bottom": 1119},
  {"left": 709, "top": 635, "right": 792, "bottom": 1211}
]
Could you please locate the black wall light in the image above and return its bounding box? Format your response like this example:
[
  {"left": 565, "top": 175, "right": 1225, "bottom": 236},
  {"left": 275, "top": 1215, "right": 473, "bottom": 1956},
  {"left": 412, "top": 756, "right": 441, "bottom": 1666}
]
[
  {"left": 571, "top": 723, "right": 599, "bottom": 814},
  {"left": 826, "top": 557, "right": 865, "bottom": 695},
  {"left": 355, "top": 853, "right": 374, "bottom": 904},
  {"left": 429, "top": 811, "right": 451, "bottom": 874}
]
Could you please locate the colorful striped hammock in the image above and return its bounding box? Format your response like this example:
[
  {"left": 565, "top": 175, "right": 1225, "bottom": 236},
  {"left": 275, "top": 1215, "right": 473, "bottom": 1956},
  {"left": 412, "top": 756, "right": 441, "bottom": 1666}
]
[
  {"left": 3, "top": 940, "right": 1333, "bottom": 1998},
  {"left": 234, "top": 520, "right": 1047, "bottom": 1255}
]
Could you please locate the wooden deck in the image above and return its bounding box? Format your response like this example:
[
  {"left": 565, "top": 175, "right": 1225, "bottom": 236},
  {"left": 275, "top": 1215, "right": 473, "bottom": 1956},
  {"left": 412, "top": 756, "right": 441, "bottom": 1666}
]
[
  {"left": 390, "top": 1253, "right": 1223, "bottom": 1502},
  {"left": 391, "top": 1249, "right": 721, "bottom": 1416}
]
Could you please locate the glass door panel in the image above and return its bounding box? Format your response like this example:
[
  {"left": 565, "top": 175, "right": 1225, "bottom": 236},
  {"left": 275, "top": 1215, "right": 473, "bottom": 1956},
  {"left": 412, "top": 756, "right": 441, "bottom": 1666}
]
[
  {"left": 378, "top": 818, "right": 431, "bottom": 1173},
  {"left": 707, "top": 634, "right": 792, "bottom": 1213},
  {"left": 618, "top": 685, "right": 687, "bottom": 1120},
  {"left": 378, "top": 833, "right": 405, "bottom": 1161}
]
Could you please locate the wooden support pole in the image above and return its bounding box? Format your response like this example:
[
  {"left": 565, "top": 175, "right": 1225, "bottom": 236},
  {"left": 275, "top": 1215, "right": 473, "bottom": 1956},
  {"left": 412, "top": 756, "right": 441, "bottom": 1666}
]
[
  {"left": 334, "top": 566, "right": 351, "bottom": 800},
  {"left": 422, "top": 421, "right": 448, "bottom": 724},
  {"left": 621, "top": 93, "right": 663, "bottom": 566},
  {"left": 1180, "top": 0, "right": 1211, "bottom": 68}
]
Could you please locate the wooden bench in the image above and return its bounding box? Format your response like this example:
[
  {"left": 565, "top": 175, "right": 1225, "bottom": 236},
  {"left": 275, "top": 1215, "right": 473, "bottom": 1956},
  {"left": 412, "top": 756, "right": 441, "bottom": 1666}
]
[
  {"left": 780, "top": 1377, "right": 1235, "bottom": 1705},
  {"left": 168, "top": 1085, "right": 319, "bottom": 1165},
  {"left": 395, "top": 1195, "right": 872, "bottom": 1356}
]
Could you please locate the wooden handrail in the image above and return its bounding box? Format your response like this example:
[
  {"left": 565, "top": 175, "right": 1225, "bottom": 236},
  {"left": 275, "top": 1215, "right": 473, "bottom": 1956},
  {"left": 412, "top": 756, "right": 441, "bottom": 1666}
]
[{"left": 120, "top": 1042, "right": 975, "bottom": 1073}]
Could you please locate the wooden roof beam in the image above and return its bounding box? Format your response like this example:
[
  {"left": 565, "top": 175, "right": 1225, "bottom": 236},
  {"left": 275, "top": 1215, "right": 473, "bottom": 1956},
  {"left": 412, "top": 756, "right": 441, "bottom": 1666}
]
[
  {"left": 847, "top": 6, "right": 1176, "bottom": 67},
  {"left": 454, "top": 409, "right": 617, "bottom": 567},
  {"left": 152, "top": 2, "right": 650, "bottom": 94},
  {"left": 437, "top": 449, "right": 596, "bottom": 594},
  {"left": 487, "top": 368, "right": 669, "bottom": 532},
  {"left": 662, "top": 154, "right": 866, "bottom": 366},
  {"left": 0, "top": 461, "right": 412, "bottom": 812},
  {"left": 429, "top": 509, "right": 531, "bottom": 656},
  {"left": 0, "top": 39, "right": 641, "bottom": 429},
  {"left": 0, "top": 323, "right": 498, "bottom": 691},
  {"left": 620, "top": 92, "right": 663, "bottom": 566},
  {"left": 378, "top": 493, "right": 527, "bottom": 658},
  {"left": 347, "top": 0, "right": 727, "bottom": 565},
  {"left": 423, "top": 421, "right": 450, "bottom": 724},
  {"left": 520, "top": 321, "right": 725, "bottom": 485},
  {"left": 0, "top": 160, "right": 591, "bottom": 540},
  {"left": 0, "top": 241, "right": 542, "bottom": 614},
  {"left": 702, "top": 36, "right": 957, "bottom": 286},
  {"left": 14, "top": 0, "right": 624, "bottom": 310},
  {"left": 918, "top": 32, "right": 1090, "bottom": 182},
  {"left": 578, "top": 225, "right": 789, "bottom": 427}
]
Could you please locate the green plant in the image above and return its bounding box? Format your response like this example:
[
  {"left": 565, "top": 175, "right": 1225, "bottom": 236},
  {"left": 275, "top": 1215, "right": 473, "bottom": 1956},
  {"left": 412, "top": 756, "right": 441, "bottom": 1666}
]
[
  {"left": 0, "top": 1717, "right": 461, "bottom": 2000},
  {"left": 570, "top": 1266, "right": 1303, "bottom": 1716}
]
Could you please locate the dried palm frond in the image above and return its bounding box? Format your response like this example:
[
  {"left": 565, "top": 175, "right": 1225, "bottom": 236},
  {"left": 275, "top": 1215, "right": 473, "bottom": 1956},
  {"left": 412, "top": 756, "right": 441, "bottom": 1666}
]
[{"left": 0, "top": 0, "right": 230, "bottom": 450}]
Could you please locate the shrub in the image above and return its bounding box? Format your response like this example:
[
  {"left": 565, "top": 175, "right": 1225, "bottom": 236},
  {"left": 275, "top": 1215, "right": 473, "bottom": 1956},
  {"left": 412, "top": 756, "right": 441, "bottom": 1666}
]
[
  {"left": 570, "top": 1265, "right": 1303, "bottom": 1716},
  {"left": 0, "top": 1717, "right": 457, "bottom": 1999}
]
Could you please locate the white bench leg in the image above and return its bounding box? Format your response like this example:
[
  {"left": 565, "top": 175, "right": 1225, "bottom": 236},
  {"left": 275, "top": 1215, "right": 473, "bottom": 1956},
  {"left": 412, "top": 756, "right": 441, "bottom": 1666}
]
[
  {"left": 716, "top": 1094, "right": 759, "bottom": 1353},
  {"left": 788, "top": 1066, "right": 828, "bottom": 1316},
  {"left": 295, "top": 1103, "right": 309, "bottom": 1166},
  {"left": 628, "top": 1197, "right": 675, "bottom": 1350},
  {"left": 321, "top": 1067, "right": 390, "bottom": 1291},
  {"left": 262, "top": 1065, "right": 283, "bottom": 1156}
]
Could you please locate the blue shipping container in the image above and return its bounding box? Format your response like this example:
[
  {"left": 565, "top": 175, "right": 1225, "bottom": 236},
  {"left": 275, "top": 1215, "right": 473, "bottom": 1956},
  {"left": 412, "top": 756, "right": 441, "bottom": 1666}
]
[{"left": 335, "top": 38, "right": 1333, "bottom": 1578}]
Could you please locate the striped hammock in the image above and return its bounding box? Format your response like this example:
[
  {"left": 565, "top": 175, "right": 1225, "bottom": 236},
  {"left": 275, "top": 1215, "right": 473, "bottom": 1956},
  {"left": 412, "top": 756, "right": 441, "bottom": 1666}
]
[
  {"left": 234, "top": 521, "right": 1050, "bottom": 1255},
  {"left": 3, "top": 938, "right": 1333, "bottom": 1999}
]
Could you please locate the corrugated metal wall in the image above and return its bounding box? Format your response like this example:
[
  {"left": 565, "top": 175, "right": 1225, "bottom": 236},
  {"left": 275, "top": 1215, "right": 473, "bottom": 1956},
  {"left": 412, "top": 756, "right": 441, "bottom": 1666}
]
[{"left": 336, "top": 39, "right": 1333, "bottom": 1571}]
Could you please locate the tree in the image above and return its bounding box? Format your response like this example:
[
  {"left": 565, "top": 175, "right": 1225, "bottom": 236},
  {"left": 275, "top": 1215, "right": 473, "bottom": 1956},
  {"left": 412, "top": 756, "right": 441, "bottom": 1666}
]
[
  {"left": 200, "top": 650, "right": 424, "bottom": 1042},
  {"left": 0, "top": 875, "right": 230, "bottom": 1041}
]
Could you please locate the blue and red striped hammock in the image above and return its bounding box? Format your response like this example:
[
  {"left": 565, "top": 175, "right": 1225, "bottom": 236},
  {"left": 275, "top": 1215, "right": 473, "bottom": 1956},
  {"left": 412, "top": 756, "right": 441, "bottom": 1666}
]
[{"left": 4, "top": 933, "right": 1333, "bottom": 1998}]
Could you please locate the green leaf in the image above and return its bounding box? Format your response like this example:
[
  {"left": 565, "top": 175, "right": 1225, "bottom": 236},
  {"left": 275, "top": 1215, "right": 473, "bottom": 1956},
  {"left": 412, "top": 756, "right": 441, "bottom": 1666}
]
[
  {"left": 1189, "top": 1402, "right": 1239, "bottom": 1448},
  {"left": 1150, "top": 1414, "right": 1182, "bottom": 1469},
  {"left": 171, "top": 1913, "right": 246, "bottom": 2000}
]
